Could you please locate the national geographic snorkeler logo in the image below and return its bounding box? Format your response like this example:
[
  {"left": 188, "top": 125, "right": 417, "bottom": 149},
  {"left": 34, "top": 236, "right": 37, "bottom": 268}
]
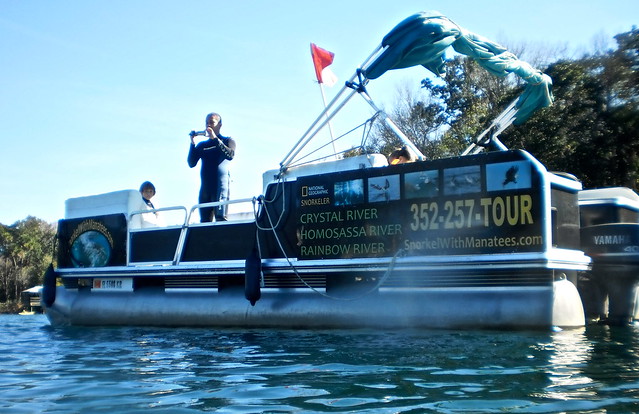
[
  {"left": 69, "top": 220, "right": 114, "bottom": 268},
  {"left": 300, "top": 184, "right": 331, "bottom": 207}
]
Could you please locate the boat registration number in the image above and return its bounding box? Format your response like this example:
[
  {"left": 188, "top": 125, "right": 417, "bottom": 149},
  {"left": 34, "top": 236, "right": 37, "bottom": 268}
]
[{"left": 93, "top": 278, "right": 133, "bottom": 291}]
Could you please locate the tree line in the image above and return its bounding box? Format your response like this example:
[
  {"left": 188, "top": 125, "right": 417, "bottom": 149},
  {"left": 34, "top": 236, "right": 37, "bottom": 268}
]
[
  {"left": 367, "top": 28, "right": 638, "bottom": 190},
  {"left": 0, "top": 217, "right": 56, "bottom": 312}
]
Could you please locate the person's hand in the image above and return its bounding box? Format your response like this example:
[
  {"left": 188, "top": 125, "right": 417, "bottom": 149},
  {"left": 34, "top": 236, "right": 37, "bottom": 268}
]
[{"left": 206, "top": 126, "right": 218, "bottom": 139}]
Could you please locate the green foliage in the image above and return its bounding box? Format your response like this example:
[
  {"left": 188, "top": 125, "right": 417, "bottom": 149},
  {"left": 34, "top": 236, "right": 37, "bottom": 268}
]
[
  {"left": 423, "top": 55, "right": 515, "bottom": 156},
  {"left": 0, "top": 301, "right": 21, "bottom": 314},
  {"left": 368, "top": 29, "right": 639, "bottom": 189},
  {"left": 505, "top": 28, "right": 639, "bottom": 188},
  {"left": 0, "top": 217, "right": 56, "bottom": 307},
  {"left": 368, "top": 55, "right": 516, "bottom": 159},
  {"left": 503, "top": 60, "right": 609, "bottom": 182}
]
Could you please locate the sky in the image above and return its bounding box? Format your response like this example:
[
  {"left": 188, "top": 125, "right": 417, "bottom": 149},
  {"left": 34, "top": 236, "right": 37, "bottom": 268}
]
[{"left": 1, "top": 0, "right": 637, "bottom": 225}]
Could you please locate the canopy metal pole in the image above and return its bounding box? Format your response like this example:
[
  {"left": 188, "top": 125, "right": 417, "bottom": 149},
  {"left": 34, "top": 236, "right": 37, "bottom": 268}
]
[
  {"left": 279, "top": 87, "right": 357, "bottom": 170},
  {"left": 462, "top": 99, "right": 517, "bottom": 155},
  {"left": 280, "top": 45, "right": 385, "bottom": 169},
  {"left": 356, "top": 89, "right": 425, "bottom": 161}
]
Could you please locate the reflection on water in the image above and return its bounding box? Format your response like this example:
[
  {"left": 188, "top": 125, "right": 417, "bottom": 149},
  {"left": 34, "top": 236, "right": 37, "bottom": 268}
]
[
  {"left": 2, "top": 315, "right": 639, "bottom": 413},
  {"left": 531, "top": 326, "right": 639, "bottom": 412},
  {"left": 535, "top": 328, "right": 598, "bottom": 402}
]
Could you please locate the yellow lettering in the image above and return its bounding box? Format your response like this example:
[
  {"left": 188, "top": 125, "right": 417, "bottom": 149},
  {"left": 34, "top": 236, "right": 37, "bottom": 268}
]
[
  {"left": 480, "top": 198, "right": 492, "bottom": 227},
  {"left": 493, "top": 197, "right": 505, "bottom": 226},
  {"left": 353, "top": 243, "right": 385, "bottom": 254},
  {"left": 520, "top": 195, "right": 533, "bottom": 224},
  {"left": 367, "top": 224, "right": 402, "bottom": 236},
  {"left": 480, "top": 195, "right": 534, "bottom": 227},
  {"left": 346, "top": 208, "right": 378, "bottom": 221},
  {"left": 506, "top": 196, "right": 518, "bottom": 225}
]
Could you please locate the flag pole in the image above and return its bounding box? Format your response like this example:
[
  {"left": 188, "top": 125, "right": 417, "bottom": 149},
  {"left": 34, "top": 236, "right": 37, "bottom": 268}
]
[
  {"left": 317, "top": 81, "right": 338, "bottom": 158},
  {"left": 282, "top": 43, "right": 382, "bottom": 169}
]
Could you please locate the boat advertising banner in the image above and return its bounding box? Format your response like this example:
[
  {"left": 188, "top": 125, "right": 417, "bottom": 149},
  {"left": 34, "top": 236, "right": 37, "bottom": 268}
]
[
  {"left": 57, "top": 213, "right": 128, "bottom": 267},
  {"left": 293, "top": 151, "right": 545, "bottom": 259}
]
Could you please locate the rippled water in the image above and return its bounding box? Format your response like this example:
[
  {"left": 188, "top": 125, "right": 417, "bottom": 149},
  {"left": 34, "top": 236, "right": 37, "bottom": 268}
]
[{"left": 2, "top": 315, "right": 639, "bottom": 413}]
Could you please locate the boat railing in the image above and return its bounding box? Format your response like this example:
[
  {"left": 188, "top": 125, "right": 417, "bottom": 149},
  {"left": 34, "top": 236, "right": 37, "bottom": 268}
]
[
  {"left": 187, "top": 197, "right": 257, "bottom": 226},
  {"left": 127, "top": 198, "right": 257, "bottom": 266},
  {"left": 129, "top": 205, "right": 189, "bottom": 228},
  {"left": 128, "top": 205, "right": 188, "bottom": 266}
]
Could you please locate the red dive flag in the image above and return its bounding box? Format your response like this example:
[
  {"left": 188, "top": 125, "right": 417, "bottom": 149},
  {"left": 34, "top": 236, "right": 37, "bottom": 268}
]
[{"left": 310, "top": 43, "right": 338, "bottom": 87}]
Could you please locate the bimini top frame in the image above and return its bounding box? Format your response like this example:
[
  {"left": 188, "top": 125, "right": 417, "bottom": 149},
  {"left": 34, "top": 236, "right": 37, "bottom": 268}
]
[{"left": 280, "top": 11, "right": 554, "bottom": 172}]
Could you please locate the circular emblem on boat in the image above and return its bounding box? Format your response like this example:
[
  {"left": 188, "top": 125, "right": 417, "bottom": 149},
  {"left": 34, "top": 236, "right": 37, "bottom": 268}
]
[{"left": 69, "top": 221, "right": 114, "bottom": 267}]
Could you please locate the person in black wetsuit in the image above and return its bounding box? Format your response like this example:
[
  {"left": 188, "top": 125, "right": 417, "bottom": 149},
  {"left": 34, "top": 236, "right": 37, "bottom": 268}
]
[{"left": 187, "top": 112, "right": 236, "bottom": 222}]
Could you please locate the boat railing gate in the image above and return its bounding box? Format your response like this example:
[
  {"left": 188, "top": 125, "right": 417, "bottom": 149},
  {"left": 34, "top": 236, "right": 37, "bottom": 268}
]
[{"left": 128, "top": 198, "right": 256, "bottom": 266}]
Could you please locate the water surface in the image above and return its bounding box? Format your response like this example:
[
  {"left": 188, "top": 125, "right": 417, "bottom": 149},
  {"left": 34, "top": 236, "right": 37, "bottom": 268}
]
[{"left": 2, "top": 315, "right": 639, "bottom": 413}]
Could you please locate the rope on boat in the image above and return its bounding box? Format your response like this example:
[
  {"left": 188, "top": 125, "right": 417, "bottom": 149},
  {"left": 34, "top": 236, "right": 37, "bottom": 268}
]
[
  {"left": 255, "top": 190, "right": 405, "bottom": 301},
  {"left": 252, "top": 197, "right": 265, "bottom": 289}
]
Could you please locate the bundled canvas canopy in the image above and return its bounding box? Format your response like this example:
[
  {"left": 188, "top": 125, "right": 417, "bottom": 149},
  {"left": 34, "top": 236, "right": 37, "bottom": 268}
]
[
  {"left": 362, "top": 11, "right": 553, "bottom": 125},
  {"left": 281, "top": 11, "right": 554, "bottom": 169}
]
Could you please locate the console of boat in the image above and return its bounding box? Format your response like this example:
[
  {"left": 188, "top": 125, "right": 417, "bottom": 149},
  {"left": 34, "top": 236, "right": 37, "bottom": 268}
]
[{"left": 41, "top": 11, "right": 617, "bottom": 329}]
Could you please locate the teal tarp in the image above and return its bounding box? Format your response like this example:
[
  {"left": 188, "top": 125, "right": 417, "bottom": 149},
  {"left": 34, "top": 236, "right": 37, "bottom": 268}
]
[{"left": 363, "top": 11, "right": 553, "bottom": 124}]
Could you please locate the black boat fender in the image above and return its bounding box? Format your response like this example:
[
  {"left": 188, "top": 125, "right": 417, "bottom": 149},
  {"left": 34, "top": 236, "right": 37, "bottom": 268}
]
[
  {"left": 42, "top": 263, "right": 57, "bottom": 308},
  {"left": 244, "top": 245, "right": 263, "bottom": 306}
]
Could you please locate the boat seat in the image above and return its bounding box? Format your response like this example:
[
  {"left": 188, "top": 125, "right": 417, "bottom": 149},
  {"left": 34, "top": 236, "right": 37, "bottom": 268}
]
[{"left": 65, "top": 190, "right": 145, "bottom": 224}]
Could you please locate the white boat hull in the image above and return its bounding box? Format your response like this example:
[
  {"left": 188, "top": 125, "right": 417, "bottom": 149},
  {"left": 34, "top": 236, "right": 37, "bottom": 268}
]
[{"left": 46, "top": 279, "right": 584, "bottom": 329}]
